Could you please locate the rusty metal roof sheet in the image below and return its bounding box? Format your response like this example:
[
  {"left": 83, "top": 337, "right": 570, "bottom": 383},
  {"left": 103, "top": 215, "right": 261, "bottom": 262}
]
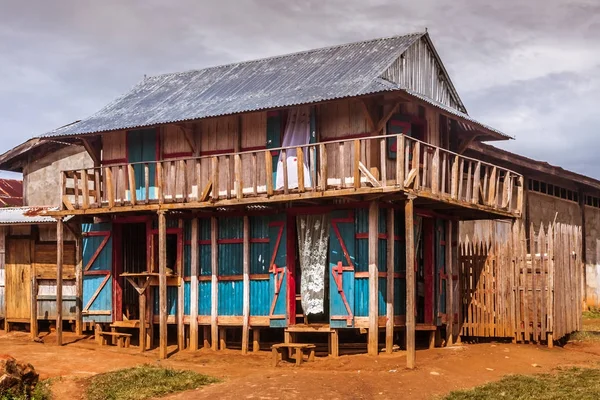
[
  {"left": 0, "top": 206, "right": 71, "bottom": 224},
  {"left": 43, "top": 33, "right": 425, "bottom": 137},
  {"left": 0, "top": 179, "right": 23, "bottom": 207}
]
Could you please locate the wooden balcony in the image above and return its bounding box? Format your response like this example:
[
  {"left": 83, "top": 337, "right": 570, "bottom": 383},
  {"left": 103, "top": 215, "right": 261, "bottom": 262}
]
[{"left": 56, "top": 134, "right": 523, "bottom": 217}]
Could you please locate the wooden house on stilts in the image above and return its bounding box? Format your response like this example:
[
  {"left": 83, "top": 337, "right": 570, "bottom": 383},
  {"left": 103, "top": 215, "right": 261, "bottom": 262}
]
[{"left": 23, "top": 32, "right": 534, "bottom": 367}]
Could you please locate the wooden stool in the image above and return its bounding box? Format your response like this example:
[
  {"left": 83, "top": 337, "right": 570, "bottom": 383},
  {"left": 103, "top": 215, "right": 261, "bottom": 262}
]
[{"left": 272, "top": 343, "right": 316, "bottom": 367}]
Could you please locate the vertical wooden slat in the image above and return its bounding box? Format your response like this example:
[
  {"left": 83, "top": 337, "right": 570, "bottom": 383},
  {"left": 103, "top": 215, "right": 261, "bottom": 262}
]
[
  {"left": 105, "top": 167, "right": 115, "bottom": 208},
  {"left": 517, "top": 176, "right": 524, "bottom": 215},
  {"left": 353, "top": 140, "right": 361, "bottom": 189},
  {"left": 30, "top": 240, "right": 37, "bottom": 339},
  {"left": 368, "top": 201, "right": 379, "bottom": 356},
  {"left": 446, "top": 220, "right": 453, "bottom": 345},
  {"left": 385, "top": 208, "right": 394, "bottom": 353},
  {"left": 94, "top": 169, "right": 101, "bottom": 206},
  {"left": 441, "top": 152, "right": 447, "bottom": 196},
  {"left": 405, "top": 198, "right": 416, "bottom": 368},
  {"left": 190, "top": 218, "right": 199, "bottom": 351},
  {"left": 242, "top": 216, "right": 250, "bottom": 354},
  {"left": 297, "top": 146, "right": 305, "bottom": 192},
  {"left": 530, "top": 223, "right": 538, "bottom": 342},
  {"left": 226, "top": 155, "right": 232, "bottom": 199},
  {"left": 472, "top": 162, "right": 481, "bottom": 204},
  {"left": 421, "top": 147, "right": 428, "bottom": 188},
  {"left": 413, "top": 142, "right": 420, "bottom": 190},
  {"left": 252, "top": 153, "right": 258, "bottom": 196},
  {"left": 310, "top": 145, "right": 317, "bottom": 191},
  {"left": 158, "top": 211, "right": 168, "bottom": 359},
  {"left": 451, "top": 156, "right": 459, "bottom": 199},
  {"left": 540, "top": 224, "right": 547, "bottom": 341},
  {"left": 181, "top": 160, "right": 189, "bottom": 202},
  {"left": 488, "top": 167, "right": 497, "bottom": 206},
  {"left": 56, "top": 218, "right": 64, "bottom": 346},
  {"left": 339, "top": 142, "right": 346, "bottom": 188},
  {"left": 73, "top": 171, "right": 79, "bottom": 208}
]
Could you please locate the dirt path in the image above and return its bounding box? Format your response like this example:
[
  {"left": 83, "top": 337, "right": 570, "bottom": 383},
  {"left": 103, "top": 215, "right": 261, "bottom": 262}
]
[{"left": 1, "top": 330, "right": 599, "bottom": 400}]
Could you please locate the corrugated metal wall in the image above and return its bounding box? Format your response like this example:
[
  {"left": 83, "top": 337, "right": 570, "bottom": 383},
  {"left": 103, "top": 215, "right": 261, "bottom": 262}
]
[
  {"left": 37, "top": 279, "right": 77, "bottom": 320},
  {"left": 394, "top": 210, "right": 406, "bottom": 316},
  {"left": 218, "top": 217, "right": 243, "bottom": 316},
  {"left": 354, "top": 208, "right": 369, "bottom": 317},
  {"left": 199, "top": 218, "right": 212, "bottom": 316},
  {"left": 250, "top": 216, "right": 270, "bottom": 316},
  {"left": 378, "top": 210, "right": 387, "bottom": 317}
]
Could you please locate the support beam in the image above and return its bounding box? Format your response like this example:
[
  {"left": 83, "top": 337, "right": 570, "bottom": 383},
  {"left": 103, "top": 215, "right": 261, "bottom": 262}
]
[
  {"left": 30, "top": 239, "right": 37, "bottom": 340},
  {"left": 158, "top": 210, "right": 168, "bottom": 359},
  {"left": 405, "top": 197, "right": 416, "bottom": 368},
  {"left": 210, "top": 216, "right": 219, "bottom": 350},
  {"left": 189, "top": 218, "right": 199, "bottom": 351},
  {"left": 80, "top": 137, "right": 101, "bottom": 166},
  {"left": 368, "top": 201, "right": 379, "bottom": 356},
  {"left": 56, "top": 217, "right": 64, "bottom": 346},
  {"left": 75, "top": 231, "right": 83, "bottom": 336},
  {"left": 252, "top": 328, "right": 261, "bottom": 352},
  {"left": 242, "top": 216, "right": 250, "bottom": 354},
  {"left": 177, "top": 219, "right": 185, "bottom": 351},
  {"left": 386, "top": 208, "right": 395, "bottom": 353}
]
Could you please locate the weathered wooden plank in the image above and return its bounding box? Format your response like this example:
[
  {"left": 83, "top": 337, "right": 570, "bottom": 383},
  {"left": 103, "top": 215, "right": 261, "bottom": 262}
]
[
  {"left": 242, "top": 216, "right": 250, "bottom": 354},
  {"left": 265, "top": 151, "right": 273, "bottom": 196},
  {"left": 385, "top": 208, "right": 394, "bottom": 353},
  {"left": 297, "top": 147, "right": 305, "bottom": 192},
  {"left": 319, "top": 144, "right": 327, "bottom": 191},
  {"left": 190, "top": 218, "right": 199, "bottom": 351},
  {"left": 405, "top": 197, "right": 415, "bottom": 368},
  {"left": 396, "top": 135, "right": 405, "bottom": 189},
  {"left": 158, "top": 211, "right": 168, "bottom": 359},
  {"left": 56, "top": 218, "right": 64, "bottom": 346},
  {"left": 353, "top": 140, "right": 361, "bottom": 190},
  {"left": 367, "top": 202, "right": 379, "bottom": 356},
  {"left": 211, "top": 217, "right": 218, "bottom": 350}
]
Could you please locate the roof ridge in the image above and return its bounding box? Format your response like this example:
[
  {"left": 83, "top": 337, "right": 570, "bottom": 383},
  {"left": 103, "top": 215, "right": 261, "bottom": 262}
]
[{"left": 148, "top": 32, "right": 426, "bottom": 80}]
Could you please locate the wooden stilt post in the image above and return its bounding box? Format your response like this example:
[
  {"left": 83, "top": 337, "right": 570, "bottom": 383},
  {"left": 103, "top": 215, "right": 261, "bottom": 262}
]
[
  {"left": 75, "top": 230, "right": 83, "bottom": 336},
  {"left": 210, "top": 216, "right": 219, "bottom": 350},
  {"left": 30, "top": 239, "right": 37, "bottom": 340},
  {"left": 386, "top": 208, "right": 395, "bottom": 353},
  {"left": 56, "top": 217, "right": 64, "bottom": 346},
  {"left": 177, "top": 219, "right": 185, "bottom": 351},
  {"left": 446, "top": 220, "right": 454, "bottom": 346},
  {"left": 158, "top": 210, "right": 168, "bottom": 359},
  {"left": 242, "top": 216, "right": 250, "bottom": 354},
  {"left": 405, "top": 197, "right": 416, "bottom": 368},
  {"left": 252, "top": 328, "right": 260, "bottom": 352},
  {"left": 368, "top": 201, "right": 379, "bottom": 356},
  {"left": 139, "top": 288, "right": 147, "bottom": 352},
  {"left": 189, "top": 218, "right": 199, "bottom": 351}
]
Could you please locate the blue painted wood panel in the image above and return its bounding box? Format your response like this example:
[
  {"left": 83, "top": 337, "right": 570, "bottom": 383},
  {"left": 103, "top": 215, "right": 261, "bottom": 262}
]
[
  {"left": 269, "top": 215, "right": 287, "bottom": 327},
  {"left": 153, "top": 286, "right": 177, "bottom": 316},
  {"left": 329, "top": 210, "right": 356, "bottom": 328},
  {"left": 199, "top": 281, "right": 211, "bottom": 316},
  {"left": 82, "top": 222, "right": 113, "bottom": 323},
  {"left": 127, "top": 128, "right": 157, "bottom": 201}
]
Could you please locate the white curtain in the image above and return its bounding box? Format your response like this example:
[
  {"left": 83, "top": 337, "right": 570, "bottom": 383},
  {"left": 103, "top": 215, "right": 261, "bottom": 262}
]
[
  {"left": 297, "top": 214, "right": 330, "bottom": 315},
  {"left": 276, "top": 107, "right": 312, "bottom": 190}
]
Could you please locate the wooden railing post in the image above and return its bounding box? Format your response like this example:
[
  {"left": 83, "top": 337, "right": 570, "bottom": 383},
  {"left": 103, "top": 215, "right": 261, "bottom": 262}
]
[
  {"left": 157, "top": 162, "right": 164, "bottom": 204},
  {"left": 319, "top": 143, "right": 327, "bottom": 191},
  {"left": 472, "top": 161, "right": 481, "bottom": 204},
  {"left": 297, "top": 146, "right": 305, "bottom": 192},
  {"left": 380, "top": 138, "right": 387, "bottom": 187},
  {"left": 517, "top": 176, "right": 524, "bottom": 215},
  {"left": 144, "top": 163, "right": 150, "bottom": 203},
  {"left": 353, "top": 140, "right": 360, "bottom": 189},
  {"left": 82, "top": 169, "right": 90, "bottom": 209},
  {"left": 451, "top": 156, "right": 459, "bottom": 199},
  {"left": 431, "top": 148, "right": 440, "bottom": 195},
  {"left": 488, "top": 166, "right": 497, "bottom": 206},
  {"left": 105, "top": 167, "right": 115, "bottom": 208},
  {"left": 94, "top": 169, "right": 101, "bottom": 206},
  {"left": 73, "top": 171, "right": 79, "bottom": 208},
  {"left": 211, "top": 157, "right": 219, "bottom": 200},
  {"left": 234, "top": 154, "right": 243, "bottom": 200},
  {"left": 281, "top": 149, "right": 289, "bottom": 194},
  {"left": 413, "top": 142, "right": 420, "bottom": 190},
  {"left": 396, "top": 135, "right": 405, "bottom": 189},
  {"left": 127, "top": 164, "right": 137, "bottom": 205},
  {"left": 265, "top": 150, "right": 273, "bottom": 196}
]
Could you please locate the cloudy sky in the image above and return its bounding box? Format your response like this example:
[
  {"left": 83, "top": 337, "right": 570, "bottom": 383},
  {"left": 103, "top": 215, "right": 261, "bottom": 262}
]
[{"left": 1, "top": 0, "right": 598, "bottom": 178}]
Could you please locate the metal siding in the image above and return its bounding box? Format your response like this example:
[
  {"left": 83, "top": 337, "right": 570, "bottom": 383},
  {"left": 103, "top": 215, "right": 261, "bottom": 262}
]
[
  {"left": 329, "top": 210, "right": 356, "bottom": 327},
  {"left": 218, "top": 217, "right": 243, "bottom": 276},
  {"left": 250, "top": 216, "right": 270, "bottom": 316},
  {"left": 184, "top": 220, "right": 192, "bottom": 277},
  {"left": 82, "top": 222, "right": 112, "bottom": 323},
  {"left": 378, "top": 209, "right": 387, "bottom": 316},
  {"left": 44, "top": 34, "right": 426, "bottom": 137},
  {"left": 218, "top": 281, "right": 243, "bottom": 316},
  {"left": 153, "top": 286, "right": 177, "bottom": 316},
  {"left": 354, "top": 208, "right": 368, "bottom": 318},
  {"left": 199, "top": 219, "right": 212, "bottom": 276},
  {"left": 199, "top": 281, "right": 211, "bottom": 316},
  {"left": 184, "top": 281, "right": 191, "bottom": 315},
  {"left": 250, "top": 280, "right": 270, "bottom": 316}
]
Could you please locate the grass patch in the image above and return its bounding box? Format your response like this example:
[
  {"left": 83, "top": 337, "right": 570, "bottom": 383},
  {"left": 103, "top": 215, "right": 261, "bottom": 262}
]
[
  {"left": 0, "top": 379, "right": 52, "bottom": 400},
  {"left": 582, "top": 308, "right": 600, "bottom": 320},
  {"left": 85, "top": 365, "right": 218, "bottom": 400},
  {"left": 445, "top": 367, "right": 600, "bottom": 400}
]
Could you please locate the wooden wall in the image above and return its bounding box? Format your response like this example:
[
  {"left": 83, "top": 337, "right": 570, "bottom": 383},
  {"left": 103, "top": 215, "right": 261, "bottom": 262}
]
[{"left": 0, "top": 227, "right": 5, "bottom": 319}]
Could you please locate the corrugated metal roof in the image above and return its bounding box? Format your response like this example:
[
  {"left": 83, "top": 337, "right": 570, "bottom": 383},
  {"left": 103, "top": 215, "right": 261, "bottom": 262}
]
[
  {"left": 0, "top": 207, "right": 71, "bottom": 225},
  {"left": 0, "top": 179, "right": 23, "bottom": 207},
  {"left": 43, "top": 33, "right": 425, "bottom": 137},
  {"left": 403, "top": 89, "right": 513, "bottom": 139}
]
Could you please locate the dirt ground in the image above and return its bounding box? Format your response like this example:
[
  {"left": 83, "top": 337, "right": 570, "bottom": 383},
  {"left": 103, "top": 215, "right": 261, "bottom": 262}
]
[{"left": 2, "top": 327, "right": 600, "bottom": 400}]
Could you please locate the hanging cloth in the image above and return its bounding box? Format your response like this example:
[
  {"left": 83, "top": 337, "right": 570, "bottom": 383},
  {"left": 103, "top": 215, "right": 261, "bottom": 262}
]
[
  {"left": 296, "top": 214, "right": 330, "bottom": 315},
  {"left": 276, "top": 107, "right": 312, "bottom": 190}
]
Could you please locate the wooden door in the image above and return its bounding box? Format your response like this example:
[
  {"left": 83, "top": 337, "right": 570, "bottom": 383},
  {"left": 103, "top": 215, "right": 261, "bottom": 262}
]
[
  {"left": 82, "top": 223, "right": 113, "bottom": 323},
  {"left": 6, "top": 239, "right": 31, "bottom": 321}
]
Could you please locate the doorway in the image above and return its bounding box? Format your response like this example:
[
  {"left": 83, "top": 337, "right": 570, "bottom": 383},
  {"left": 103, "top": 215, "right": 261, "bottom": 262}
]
[
  {"left": 115, "top": 223, "right": 147, "bottom": 320},
  {"left": 5, "top": 239, "right": 31, "bottom": 322}
]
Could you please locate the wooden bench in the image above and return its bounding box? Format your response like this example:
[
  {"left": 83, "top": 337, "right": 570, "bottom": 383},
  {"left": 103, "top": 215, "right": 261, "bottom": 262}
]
[
  {"left": 272, "top": 343, "right": 316, "bottom": 367},
  {"left": 95, "top": 324, "right": 132, "bottom": 348}
]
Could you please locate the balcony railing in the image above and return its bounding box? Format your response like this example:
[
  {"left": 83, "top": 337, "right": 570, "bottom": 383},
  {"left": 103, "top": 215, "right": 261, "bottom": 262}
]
[{"left": 60, "top": 134, "right": 523, "bottom": 216}]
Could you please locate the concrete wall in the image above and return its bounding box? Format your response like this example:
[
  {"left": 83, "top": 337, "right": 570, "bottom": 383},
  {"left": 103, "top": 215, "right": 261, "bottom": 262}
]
[
  {"left": 527, "top": 192, "right": 581, "bottom": 229},
  {"left": 23, "top": 146, "right": 93, "bottom": 207}
]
